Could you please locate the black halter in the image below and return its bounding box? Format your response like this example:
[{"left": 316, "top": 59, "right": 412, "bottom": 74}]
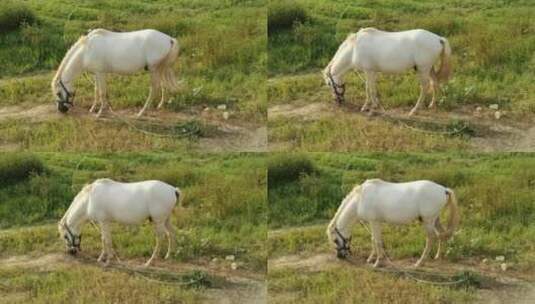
[
  {"left": 63, "top": 223, "right": 81, "bottom": 250},
  {"left": 334, "top": 227, "right": 351, "bottom": 253},
  {"left": 56, "top": 79, "right": 75, "bottom": 112},
  {"left": 327, "top": 69, "right": 345, "bottom": 104}
]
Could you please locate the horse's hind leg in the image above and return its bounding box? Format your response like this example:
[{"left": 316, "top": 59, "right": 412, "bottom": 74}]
[
  {"left": 409, "top": 72, "right": 430, "bottom": 116},
  {"left": 414, "top": 221, "right": 436, "bottom": 267},
  {"left": 145, "top": 221, "right": 166, "bottom": 267},
  {"left": 428, "top": 70, "right": 439, "bottom": 109},
  {"left": 157, "top": 87, "right": 166, "bottom": 109},
  {"left": 164, "top": 217, "right": 176, "bottom": 259},
  {"left": 137, "top": 73, "right": 161, "bottom": 117},
  {"left": 434, "top": 218, "right": 445, "bottom": 259}
]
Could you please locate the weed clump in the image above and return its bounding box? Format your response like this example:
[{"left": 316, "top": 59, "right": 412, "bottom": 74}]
[
  {"left": 268, "top": 154, "right": 315, "bottom": 187},
  {"left": 0, "top": 1, "right": 36, "bottom": 33},
  {"left": 268, "top": 1, "right": 308, "bottom": 33},
  {"left": 0, "top": 154, "right": 44, "bottom": 186}
]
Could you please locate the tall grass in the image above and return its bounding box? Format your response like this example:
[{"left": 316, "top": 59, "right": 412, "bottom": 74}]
[
  {"left": 268, "top": 0, "right": 535, "bottom": 113},
  {"left": 0, "top": 0, "right": 266, "bottom": 123},
  {"left": 0, "top": 152, "right": 267, "bottom": 271}
]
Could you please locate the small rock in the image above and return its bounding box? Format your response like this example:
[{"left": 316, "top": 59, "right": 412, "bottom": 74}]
[
  {"left": 217, "top": 104, "right": 227, "bottom": 110},
  {"left": 489, "top": 104, "right": 499, "bottom": 110},
  {"left": 203, "top": 107, "right": 210, "bottom": 112},
  {"left": 500, "top": 263, "right": 507, "bottom": 271},
  {"left": 475, "top": 106, "right": 482, "bottom": 112},
  {"left": 495, "top": 255, "right": 505, "bottom": 262},
  {"left": 211, "top": 258, "right": 219, "bottom": 264},
  {"left": 494, "top": 111, "right": 501, "bottom": 120},
  {"left": 225, "top": 255, "right": 235, "bottom": 261},
  {"left": 481, "top": 258, "right": 488, "bottom": 264},
  {"left": 223, "top": 111, "right": 230, "bottom": 120},
  {"left": 231, "top": 262, "right": 238, "bottom": 270}
]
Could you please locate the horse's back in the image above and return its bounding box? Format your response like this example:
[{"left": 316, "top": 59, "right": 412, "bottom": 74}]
[
  {"left": 354, "top": 28, "right": 445, "bottom": 72},
  {"left": 83, "top": 29, "right": 175, "bottom": 73},
  {"left": 88, "top": 179, "right": 177, "bottom": 223},
  {"left": 360, "top": 179, "right": 447, "bottom": 223}
]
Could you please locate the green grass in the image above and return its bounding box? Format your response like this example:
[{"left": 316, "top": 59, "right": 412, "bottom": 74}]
[
  {"left": 268, "top": 152, "right": 535, "bottom": 264},
  {"left": 268, "top": 0, "right": 535, "bottom": 152},
  {"left": 268, "top": 152, "right": 535, "bottom": 303},
  {"left": 0, "top": 152, "right": 267, "bottom": 271},
  {"left": 0, "top": 0, "right": 266, "bottom": 123}
]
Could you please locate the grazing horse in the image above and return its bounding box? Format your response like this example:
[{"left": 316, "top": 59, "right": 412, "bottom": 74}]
[
  {"left": 327, "top": 179, "right": 459, "bottom": 268},
  {"left": 51, "top": 29, "right": 180, "bottom": 117},
  {"left": 58, "top": 179, "right": 181, "bottom": 267},
  {"left": 323, "top": 28, "right": 452, "bottom": 116}
]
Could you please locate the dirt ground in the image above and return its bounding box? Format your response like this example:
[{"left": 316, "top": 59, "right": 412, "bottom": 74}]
[
  {"left": 0, "top": 103, "right": 267, "bottom": 152},
  {"left": 268, "top": 225, "right": 535, "bottom": 304},
  {"left": 268, "top": 102, "right": 535, "bottom": 152},
  {"left": 0, "top": 253, "right": 266, "bottom": 304}
]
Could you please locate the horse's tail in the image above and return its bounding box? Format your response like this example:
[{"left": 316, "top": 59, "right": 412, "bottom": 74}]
[
  {"left": 157, "top": 38, "right": 180, "bottom": 92},
  {"left": 175, "top": 187, "right": 183, "bottom": 207},
  {"left": 440, "top": 188, "right": 460, "bottom": 240},
  {"left": 436, "top": 38, "right": 452, "bottom": 82}
]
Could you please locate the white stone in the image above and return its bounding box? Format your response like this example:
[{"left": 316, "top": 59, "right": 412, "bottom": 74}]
[
  {"left": 481, "top": 258, "right": 488, "bottom": 264},
  {"left": 223, "top": 111, "right": 230, "bottom": 120},
  {"left": 225, "top": 255, "right": 235, "bottom": 261},
  {"left": 217, "top": 104, "right": 227, "bottom": 110},
  {"left": 500, "top": 263, "right": 507, "bottom": 271},
  {"left": 203, "top": 107, "right": 210, "bottom": 112},
  {"left": 489, "top": 104, "right": 499, "bottom": 110},
  {"left": 495, "top": 255, "right": 505, "bottom": 262},
  {"left": 494, "top": 111, "right": 501, "bottom": 120},
  {"left": 475, "top": 106, "right": 482, "bottom": 112},
  {"left": 231, "top": 262, "right": 239, "bottom": 270},
  {"left": 211, "top": 258, "right": 219, "bottom": 264}
]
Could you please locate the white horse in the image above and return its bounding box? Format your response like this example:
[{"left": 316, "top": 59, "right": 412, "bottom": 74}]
[
  {"left": 58, "top": 178, "right": 181, "bottom": 267},
  {"left": 51, "top": 29, "right": 180, "bottom": 117},
  {"left": 323, "top": 28, "right": 452, "bottom": 116},
  {"left": 327, "top": 179, "right": 459, "bottom": 268}
]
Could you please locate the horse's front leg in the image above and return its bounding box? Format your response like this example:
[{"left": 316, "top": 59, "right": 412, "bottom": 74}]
[
  {"left": 367, "top": 72, "right": 385, "bottom": 114},
  {"left": 361, "top": 73, "right": 371, "bottom": 112},
  {"left": 366, "top": 234, "right": 376, "bottom": 263},
  {"left": 89, "top": 74, "right": 99, "bottom": 113},
  {"left": 95, "top": 74, "right": 108, "bottom": 118},
  {"left": 98, "top": 222, "right": 113, "bottom": 265},
  {"left": 370, "top": 222, "right": 388, "bottom": 268},
  {"left": 157, "top": 87, "right": 166, "bottom": 109}
]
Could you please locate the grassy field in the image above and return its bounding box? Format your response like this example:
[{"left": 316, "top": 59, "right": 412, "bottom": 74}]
[
  {"left": 268, "top": 152, "right": 535, "bottom": 303},
  {"left": 268, "top": 0, "right": 535, "bottom": 152},
  {"left": 0, "top": 0, "right": 266, "bottom": 152},
  {"left": 0, "top": 152, "right": 266, "bottom": 303}
]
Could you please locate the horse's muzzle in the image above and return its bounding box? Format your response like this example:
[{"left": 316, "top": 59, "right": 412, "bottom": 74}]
[
  {"left": 67, "top": 248, "right": 79, "bottom": 255},
  {"left": 57, "top": 101, "right": 70, "bottom": 113},
  {"left": 336, "top": 249, "right": 349, "bottom": 259}
]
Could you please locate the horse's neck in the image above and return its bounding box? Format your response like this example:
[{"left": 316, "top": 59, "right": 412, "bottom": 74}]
[
  {"left": 64, "top": 196, "right": 89, "bottom": 234},
  {"left": 61, "top": 47, "right": 85, "bottom": 84},
  {"left": 329, "top": 40, "right": 355, "bottom": 79},
  {"left": 335, "top": 192, "right": 360, "bottom": 236}
]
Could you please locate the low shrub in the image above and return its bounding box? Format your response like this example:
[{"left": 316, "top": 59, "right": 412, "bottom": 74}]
[
  {"left": 268, "top": 154, "right": 315, "bottom": 188},
  {"left": 268, "top": 1, "right": 308, "bottom": 33},
  {"left": 0, "top": 1, "right": 36, "bottom": 33},
  {"left": 0, "top": 154, "right": 45, "bottom": 186}
]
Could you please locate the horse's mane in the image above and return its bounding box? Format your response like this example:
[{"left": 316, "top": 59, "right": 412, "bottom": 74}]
[
  {"left": 327, "top": 184, "right": 361, "bottom": 240},
  {"left": 323, "top": 33, "right": 357, "bottom": 74},
  {"left": 59, "top": 183, "right": 92, "bottom": 225},
  {"left": 51, "top": 35, "right": 88, "bottom": 93}
]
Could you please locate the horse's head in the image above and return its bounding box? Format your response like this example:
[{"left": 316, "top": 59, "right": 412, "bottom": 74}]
[
  {"left": 328, "top": 226, "right": 352, "bottom": 259},
  {"left": 53, "top": 79, "right": 75, "bottom": 113},
  {"left": 322, "top": 67, "right": 345, "bottom": 104},
  {"left": 58, "top": 222, "right": 82, "bottom": 255}
]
